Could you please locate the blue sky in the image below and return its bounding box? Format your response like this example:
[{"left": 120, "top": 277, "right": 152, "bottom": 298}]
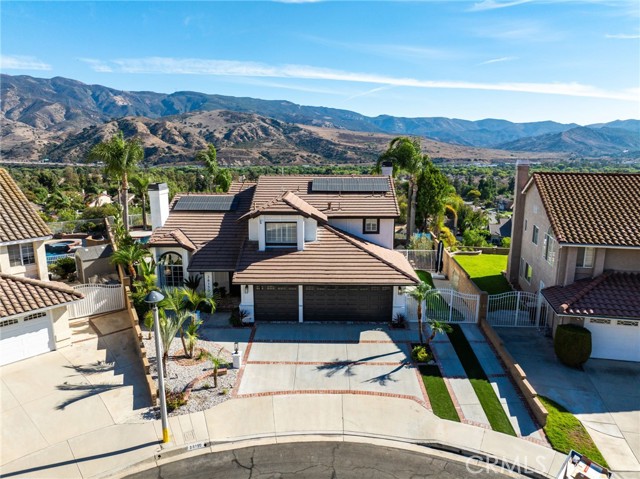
[{"left": 1, "top": 1, "right": 639, "bottom": 124}]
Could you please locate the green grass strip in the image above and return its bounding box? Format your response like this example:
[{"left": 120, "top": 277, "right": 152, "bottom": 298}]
[
  {"left": 538, "top": 396, "right": 609, "bottom": 468},
  {"left": 419, "top": 365, "right": 460, "bottom": 422},
  {"left": 453, "top": 255, "right": 512, "bottom": 295},
  {"left": 447, "top": 325, "right": 516, "bottom": 436}
]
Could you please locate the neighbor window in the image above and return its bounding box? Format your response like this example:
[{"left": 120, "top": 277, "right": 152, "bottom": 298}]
[
  {"left": 8, "top": 243, "right": 36, "bottom": 267},
  {"left": 363, "top": 218, "right": 380, "bottom": 234},
  {"left": 520, "top": 257, "right": 533, "bottom": 283},
  {"left": 265, "top": 222, "right": 297, "bottom": 246},
  {"left": 158, "top": 252, "right": 184, "bottom": 288},
  {"left": 543, "top": 228, "right": 556, "bottom": 265},
  {"left": 576, "top": 247, "right": 595, "bottom": 268},
  {"left": 532, "top": 225, "right": 539, "bottom": 245}
]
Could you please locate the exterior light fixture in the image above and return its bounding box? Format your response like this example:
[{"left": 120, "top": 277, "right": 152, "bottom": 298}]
[
  {"left": 244, "top": 285, "right": 249, "bottom": 294},
  {"left": 234, "top": 342, "right": 239, "bottom": 354}
]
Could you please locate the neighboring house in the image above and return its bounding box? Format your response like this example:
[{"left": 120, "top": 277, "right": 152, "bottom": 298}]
[
  {"left": 489, "top": 217, "right": 512, "bottom": 245},
  {"left": 0, "top": 169, "right": 83, "bottom": 366},
  {"left": 506, "top": 161, "right": 640, "bottom": 361},
  {"left": 147, "top": 175, "right": 419, "bottom": 323}
]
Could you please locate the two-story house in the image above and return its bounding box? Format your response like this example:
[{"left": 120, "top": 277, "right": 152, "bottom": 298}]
[
  {"left": 506, "top": 161, "right": 640, "bottom": 362},
  {"left": 0, "top": 169, "right": 83, "bottom": 366},
  {"left": 147, "top": 175, "right": 419, "bottom": 323}
]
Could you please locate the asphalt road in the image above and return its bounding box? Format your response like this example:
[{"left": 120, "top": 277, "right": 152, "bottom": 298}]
[{"left": 125, "top": 441, "right": 524, "bottom": 479}]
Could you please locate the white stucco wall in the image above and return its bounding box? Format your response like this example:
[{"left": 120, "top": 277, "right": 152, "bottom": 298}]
[
  {"left": 51, "top": 305, "right": 72, "bottom": 349},
  {"left": 0, "top": 240, "right": 48, "bottom": 280},
  {"left": 392, "top": 286, "right": 406, "bottom": 319},
  {"left": 328, "top": 218, "right": 394, "bottom": 249},
  {"left": 240, "top": 284, "right": 254, "bottom": 322}
]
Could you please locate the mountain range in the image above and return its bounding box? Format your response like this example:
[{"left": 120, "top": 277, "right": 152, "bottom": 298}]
[{"left": 1, "top": 74, "right": 638, "bottom": 164}]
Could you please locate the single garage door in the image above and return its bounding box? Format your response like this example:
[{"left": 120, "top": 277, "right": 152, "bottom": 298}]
[
  {"left": 585, "top": 318, "right": 640, "bottom": 362},
  {"left": 304, "top": 285, "right": 393, "bottom": 322},
  {"left": 0, "top": 313, "right": 53, "bottom": 366},
  {"left": 254, "top": 285, "right": 298, "bottom": 322}
]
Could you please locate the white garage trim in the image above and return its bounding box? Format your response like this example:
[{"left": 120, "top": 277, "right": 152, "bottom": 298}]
[
  {"left": 0, "top": 311, "right": 54, "bottom": 366},
  {"left": 584, "top": 318, "right": 640, "bottom": 362}
]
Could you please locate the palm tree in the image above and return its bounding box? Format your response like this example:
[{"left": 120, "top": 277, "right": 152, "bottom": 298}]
[
  {"left": 196, "top": 144, "right": 218, "bottom": 191},
  {"left": 426, "top": 320, "right": 452, "bottom": 347},
  {"left": 184, "top": 316, "right": 203, "bottom": 358},
  {"left": 377, "top": 137, "right": 424, "bottom": 242},
  {"left": 157, "top": 304, "right": 192, "bottom": 377},
  {"left": 130, "top": 174, "right": 151, "bottom": 230},
  {"left": 409, "top": 281, "right": 433, "bottom": 345},
  {"left": 206, "top": 348, "right": 225, "bottom": 388},
  {"left": 111, "top": 243, "right": 150, "bottom": 279},
  {"left": 88, "top": 131, "right": 144, "bottom": 231}
]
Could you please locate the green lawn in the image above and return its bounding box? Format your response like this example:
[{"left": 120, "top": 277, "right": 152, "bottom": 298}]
[
  {"left": 419, "top": 365, "right": 460, "bottom": 422},
  {"left": 538, "top": 396, "right": 609, "bottom": 468},
  {"left": 454, "top": 254, "right": 512, "bottom": 295},
  {"left": 447, "top": 325, "right": 516, "bottom": 436}
]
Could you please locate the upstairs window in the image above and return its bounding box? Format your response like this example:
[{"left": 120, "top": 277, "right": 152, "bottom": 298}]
[
  {"left": 543, "top": 228, "right": 556, "bottom": 265},
  {"left": 265, "top": 222, "right": 297, "bottom": 246},
  {"left": 8, "top": 243, "right": 36, "bottom": 267},
  {"left": 577, "top": 247, "right": 595, "bottom": 268},
  {"left": 532, "top": 225, "right": 539, "bottom": 245},
  {"left": 363, "top": 218, "right": 380, "bottom": 234}
]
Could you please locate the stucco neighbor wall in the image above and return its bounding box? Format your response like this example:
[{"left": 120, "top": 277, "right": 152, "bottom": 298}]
[
  {"left": 328, "top": 218, "right": 394, "bottom": 249},
  {"left": 51, "top": 305, "right": 72, "bottom": 349},
  {"left": 0, "top": 240, "right": 48, "bottom": 280},
  {"left": 604, "top": 249, "right": 640, "bottom": 272}
]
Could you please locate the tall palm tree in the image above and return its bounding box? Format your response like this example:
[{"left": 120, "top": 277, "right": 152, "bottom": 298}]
[
  {"left": 196, "top": 143, "right": 219, "bottom": 191},
  {"left": 111, "top": 243, "right": 150, "bottom": 278},
  {"left": 409, "top": 281, "right": 433, "bottom": 345},
  {"left": 88, "top": 131, "right": 144, "bottom": 231},
  {"left": 130, "top": 174, "right": 151, "bottom": 230},
  {"left": 377, "top": 137, "right": 424, "bottom": 242}
]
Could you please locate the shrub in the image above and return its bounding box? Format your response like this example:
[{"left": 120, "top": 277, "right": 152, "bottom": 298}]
[
  {"left": 391, "top": 313, "right": 407, "bottom": 329},
  {"left": 49, "top": 256, "right": 77, "bottom": 280},
  {"left": 554, "top": 324, "right": 592, "bottom": 368},
  {"left": 165, "top": 390, "right": 187, "bottom": 412},
  {"left": 412, "top": 345, "right": 433, "bottom": 363}
]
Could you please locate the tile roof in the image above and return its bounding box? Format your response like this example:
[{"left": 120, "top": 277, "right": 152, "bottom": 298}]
[
  {"left": 0, "top": 168, "right": 52, "bottom": 244},
  {"left": 525, "top": 172, "right": 640, "bottom": 247},
  {"left": 149, "top": 182, "right": 256, "bottom": 272},
  {"left": 0, "top": 273, "right": 84, "bottom": 318},
  {"left": 233, "top": 224, "right": 419, "bottom": 285},
  {"left": 250, "top": 176, "right": 399, "bottom": 218},
  {"left": 542, "top": 271, "right": 640, "bottom": 319},
  {"left": 147, "top": 229, "right": 196, "bottom": 252},
  {"left": 241, "top": 191, "right": 328, "bottom": 223}
]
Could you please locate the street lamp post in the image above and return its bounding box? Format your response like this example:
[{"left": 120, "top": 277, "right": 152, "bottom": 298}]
[{"left": 145, "top": 290, "right": 169, "bottom": 444}]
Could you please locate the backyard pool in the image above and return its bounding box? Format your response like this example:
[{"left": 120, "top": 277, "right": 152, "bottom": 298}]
[{"left": 45, "top": 240, "right": 82, "bottom": 255}]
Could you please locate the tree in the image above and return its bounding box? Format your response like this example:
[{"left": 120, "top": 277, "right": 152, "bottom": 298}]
[
  {"left": 408, "top": 281, "right": 433, "bottom": 345},
  {"left": 415, "top": 160, "right": 451, "bottom": 233},
  {"left": 196, "top": 144, "right": 232, "bottom": 192},
  {"left": 426, "top": 320, "right": 452, "bottom": 347},
  {"left": 157, "top": 298, "right": 192, "bottom": 377},
  {"left": 111, "top": 243, "right": 150, "bottom": 278},
  {"left": 206, "top": 348, "right": 225, "bottom": 388},
  {"left": 88, "top": 131, "right": 144, "bottom": 231},
  {"left": 377, "top": 137, "right": 424, "bottom": 241},
  {"left": 130, "top": 174, "right": 151, "bottom": 230}
]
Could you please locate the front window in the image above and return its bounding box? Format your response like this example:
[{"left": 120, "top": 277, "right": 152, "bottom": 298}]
[
  {"left": 8, "top": 243, "right": 36, "bottom": 267},
  {"left": 158, "top": 252, "right": 184, "bottom": 288},
  {"left": 532, "top": 225, "right": 539, "bottom": 245},
  {"left": 265, "top": 222, "right": 297, "bottom": 246},
  {"left": 363, "top": 218, "right": 380, "bottom": 234},
  {"left": 577, "top": 247, "right": 595, "bottom": 268}
]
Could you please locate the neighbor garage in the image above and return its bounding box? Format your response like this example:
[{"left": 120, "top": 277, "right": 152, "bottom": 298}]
[
  {"left": 303, "top": 285, "right": 393, "bottom": 322},
  {"left": 0, "top": 312, "right": 53, "bottom": 366},
  {"left": 584, "top": 318, "right": 640, "bottom": 362},
  {"left": 254, "top": 285, "right": 298, "bottom": 322}
]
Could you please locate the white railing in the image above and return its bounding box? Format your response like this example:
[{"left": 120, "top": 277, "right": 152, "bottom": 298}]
[
  {"left": 487, "top": 290, "right": 541, "bottom": 327},
  {"left": 46, "top": 253, "right": 76, "bottom": 264},
  {"left": 47, "top": 217, "right": 106, "bottom": 235},
  {"left": 406, "top": 288, "right": 479, "bottom": 324},
  {"left": 127, "top": 213, "right": 151, "bottom": 228},
  {"left": 395, "top": 249, "right": 438, "bottom": 272},
  {"left": 69, "top": 284, "right": 124, "bottom": 319}
]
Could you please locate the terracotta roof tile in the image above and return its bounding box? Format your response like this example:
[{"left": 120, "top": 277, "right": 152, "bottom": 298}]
[
  {"left": 0, "top": 169, "right": 52, "bottom": 244},
  {"left": 0, "top": 273, "right": 84, "bottom": 318},
  {"left": 542, "top": 271, "right": 640, "bottom": 319},
  {"left": 233, "top": 224, "right": 419, "bottom": 285},
  {"left": 251, "top": 176, "right": 399, "bottom": 218},
  {"left": 241, "top": 190, "right": 328, "bottom": 222},
  {"left": 527, "top": 172, "right": 640, "bottom": 247},
  {"left": 148, "top": 228, "right": 196, "bottom": 252}
]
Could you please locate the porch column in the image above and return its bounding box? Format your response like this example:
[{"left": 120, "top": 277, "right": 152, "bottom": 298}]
[{"left": 298, "top": 285, "right": 304, "bottom": 323}]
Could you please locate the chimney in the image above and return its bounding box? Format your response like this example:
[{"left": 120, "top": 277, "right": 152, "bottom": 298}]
[
  {"left": 506, "top": 160, "right": 530, "bottom": 285},
  {"left": 148, "top": 183, "right": 169, "bottom": 230},
  {"left": 381, "top": 161, "right": 393, "bottom": 177}
]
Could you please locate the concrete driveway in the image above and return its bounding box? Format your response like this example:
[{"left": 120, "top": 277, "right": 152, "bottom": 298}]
[
  {"left": 497, "top": 328, "right": 640, "bottom": 477},
  {"left": 0, "top": 311, "right": 150, "bottom": 467},
  {"left": 236, "top": 323, "right": 427, "bottom": 404}
]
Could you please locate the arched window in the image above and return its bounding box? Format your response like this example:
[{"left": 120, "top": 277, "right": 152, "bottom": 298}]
[{"left": 158, "top": 252, "right": 184, "bottom": 288}]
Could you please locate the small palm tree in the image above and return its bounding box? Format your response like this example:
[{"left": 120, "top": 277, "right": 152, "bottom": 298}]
[
  {"left": 88, "top": 130, "right": 144, "bottom": 231},
  {"left": 130, "top": 174, "right": 151, "bottom": 230},
  {"left": 111, "top": 243, "right": 150, "bottom": 279},
  {"left": 184, "top": 316, "right": 203, "bottom": 358},
  {"left": 157, "top": 294, "right": 193, "bottom": 376},
  {"left": 426, "top": 319, "right": 452, "bottom": 346},
  {"left": 206, "top": 347, "right": 225, "bottom": 388},
  {"left": 408, "top": 281, "right": 433, "bottom": 345}
]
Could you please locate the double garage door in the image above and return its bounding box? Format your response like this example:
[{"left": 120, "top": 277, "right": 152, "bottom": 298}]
[
  {"left": 0, "top": 313, "right": 54, "bottom": 366},
  {"left": 585, "top": 318, "right": 640, "bottom": 362},
  {"left": 253, "top": 285, "right": 393, "bottom": 322}
]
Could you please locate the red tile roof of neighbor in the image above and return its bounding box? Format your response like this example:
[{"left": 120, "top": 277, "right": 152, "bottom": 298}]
[
  {"left": 0, "top": 168, "right": 52, "bottom": 244},
  {"left": 241, "top": 191, "right": 328, "bottom": 223},
  {"left": 251, "top": 176, "right": 400, "bottom": 218},
  {"left": 542, "top": 271, "right": 640, "bottom": 319},
  {"left": 525, "top": 172, "right": 640, "bottom": 247},
  {"left": 233, "top": 225, "right": 419, "bottom": 285},
  {"left": 0, "top": 273, "right": 84, "bottom": 318}
]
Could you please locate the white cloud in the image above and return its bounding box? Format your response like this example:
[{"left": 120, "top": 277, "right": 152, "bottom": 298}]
[
  {"left": 78, "top": 58, "right": 113, "bottom": 73},
  {"left": 470, "top": 0, "right": 532, "bottom": 11},
  {"left": 479, "top": 56, "right": 519, "bottom": 65},
  {"left": 83, "top": 56, "right": 638, "bottom": 102},
  {"left": 303, "top": 36, "right": 453, "bottom": 60},
  {"left": 605, "top": 32, "right": 640, "bottom": 39},
  {"left": 0, "top": 55, "right": 52, "bottom": 71}
]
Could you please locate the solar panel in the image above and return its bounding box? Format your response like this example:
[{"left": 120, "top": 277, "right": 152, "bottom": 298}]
[
  {"left": 174, "top": 195, "right": 236, "bottom": 211},
  {"left": 311, "top": 177, "right": 389, "bottom": 193}
]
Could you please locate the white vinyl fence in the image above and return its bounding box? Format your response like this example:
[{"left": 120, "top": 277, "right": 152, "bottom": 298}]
[
  {"left": 396, "top": 249, "right": 438, "bottom": 272},
  {"left": 406, "top": 288, "right": 479, "bottom": 324},
  {"left": 46, "top": 253, "right": 75, "bottom": 265},
  {"left": 69, "top": 284, "right": 125, "bottom": 319},
  {"left": 487, "top": 290, "right": 547, "bottom": 328}
]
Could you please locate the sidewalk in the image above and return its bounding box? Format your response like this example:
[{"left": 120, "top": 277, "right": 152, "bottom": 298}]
[{"left": 1, "top": 393, "right": 567, "bottom": 479}]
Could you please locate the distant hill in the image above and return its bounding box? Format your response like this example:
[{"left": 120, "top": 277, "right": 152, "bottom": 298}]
[{"left": 1, "top": 73, "right": 638, "bottom": 163}]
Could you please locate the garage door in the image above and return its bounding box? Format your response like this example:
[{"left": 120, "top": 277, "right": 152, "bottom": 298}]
[
  {"left": 304, "top": 286, "right": 393, "bottom": 322},
  {"left": 254, "top": 285, "right": 298, "bottom": 322},
  {"left": 0, "top": 313, "right": 53, "bottom": 366},
  {"left": 585, "top": 318, "right": 640, "bottom": 362}
]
